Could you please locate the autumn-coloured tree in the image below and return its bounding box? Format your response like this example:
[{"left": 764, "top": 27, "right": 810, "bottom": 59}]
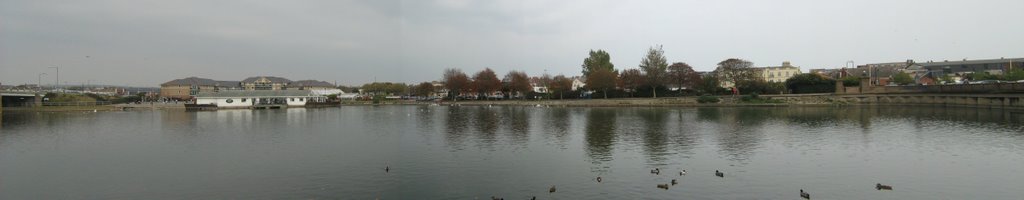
[
  {"left": 413, "top": 82, "right": 435, "bottom": 97},
  {"left": 619, "top": 68, "right": 645, "bottom": 97},
  {"left": 504, "top": 70, "right": 531, "bottom": 99},
  {"left": 714, "top": 58, "right": 757, "bottom": 89},
  {"left": 586, "top": 68, "right": 618, "bottom": 99},
  {"left": 361, "top": 82, "right": 408, "bottom": 95},
  {"left": 538, "top": 73, "right": 552, "bottom": 97},
  {"left": 549, "top": 75, "right": 574, "bottom": 99},
  {"left": 638, "top": 45, "right": 668, "bottom": 98},
  {"left": 472, "top": 68, "right": 502, "bottom": 100},
  {"left": 668, "top": 62, "right": 700, "bottom": 94},
  {"left": 443, "top": 68, "right": 470, "bottom": 101}
]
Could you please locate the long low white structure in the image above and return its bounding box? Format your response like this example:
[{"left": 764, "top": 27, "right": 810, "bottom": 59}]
[{"left": 194, "top": 90, "right": 327, "bottom": 108}]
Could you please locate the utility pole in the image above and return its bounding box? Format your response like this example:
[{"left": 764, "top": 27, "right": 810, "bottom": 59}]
[
  {"left": 49, "top": 66, "right": 59, "bottom": 92},
  {"left": 37, "top": 73, "right": 47, "bottom": 91}
]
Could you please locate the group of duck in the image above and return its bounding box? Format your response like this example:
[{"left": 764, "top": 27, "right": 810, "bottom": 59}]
[
  {"left": 639, "top": 168, "right": 690, "bottom": 190},
  {"left": 385, "top": 165, "right": 893, "bottom": 199},
  {"left": 644, "top": 167, "right": 895, "bottom": 199}
]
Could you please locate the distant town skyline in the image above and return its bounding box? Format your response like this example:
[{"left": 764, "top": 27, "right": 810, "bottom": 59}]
[{"left": 3, "top": 0, "right": 1024, "bottom": 87}]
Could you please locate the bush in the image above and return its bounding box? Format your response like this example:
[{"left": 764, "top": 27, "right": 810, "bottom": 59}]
[
  {"left": 740, "top": 92, "right": 760, "bottom": 102},
  {"left": 372, "top": 94, "right": 384, "bottom": 104},
  {"left": 891, "top": 72, "right": 914, "bottom": 85},
  {"left": 785, "top": 74, "right": 836, "bottom": 94},
  {"left": 697, "top": 95, "right": 720, "bottom": 103},
  {"left": 738, "top": 81, "right": 786, "bottom": 95},
  {"left": 1004, "top": 69, "right": 1024, "bottom": 81},
  {"left": 841, "top": 76, "right": 861, "bottom": 87},
  {"left": 739, "top": 92, "right": 783, "bottom": 103}
]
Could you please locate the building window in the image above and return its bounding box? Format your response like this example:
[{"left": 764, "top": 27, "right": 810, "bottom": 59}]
[
  {"left": 226, "top": 99, "right": 234, "bottom": 103},
  {"left": 300, "top": 98, "right": 304, "bottom": 102},
  {"left": 241, "top": 98, "right": 247, "bottom": 102},
  {"left": 290, "top": 98, "right": 294, "bottom": 101}
]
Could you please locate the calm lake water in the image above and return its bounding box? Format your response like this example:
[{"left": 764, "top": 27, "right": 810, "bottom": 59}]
[{"left": 2, "top": 106, "right": 1024, "bottom": 199}]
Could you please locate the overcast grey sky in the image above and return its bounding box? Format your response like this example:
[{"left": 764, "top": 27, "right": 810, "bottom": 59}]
[{"left": 2, "top": 0, "right": 1023, "bottom": 87}]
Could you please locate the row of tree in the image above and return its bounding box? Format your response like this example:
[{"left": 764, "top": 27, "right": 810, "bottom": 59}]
[
  {"left": 581, "top": 46, "right": 771, "bottom": 98},
  {"left": 369, "top": 45, "right": 940, "bottom": 100},
  {"left": 418, "top": 46, "right": 776, "bottom": 100},
  {"left": 436, "top": 68, "right": 581, "bottom": 100}
]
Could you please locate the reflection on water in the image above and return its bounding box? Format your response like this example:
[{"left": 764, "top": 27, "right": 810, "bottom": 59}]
[
  {"left": 637, "top": 108, "right": 669, "bottom": 163},
  {"left": 585, "top": 108, "right": 617, "bottom": 164},
  {"left": 2, "top": 106, "right": 1024, "bottom": 199}
]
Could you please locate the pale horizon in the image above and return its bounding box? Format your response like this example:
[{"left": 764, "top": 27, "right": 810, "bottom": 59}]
[{"left": 3, "top": 0, "right": 1023, "bottom": 87}]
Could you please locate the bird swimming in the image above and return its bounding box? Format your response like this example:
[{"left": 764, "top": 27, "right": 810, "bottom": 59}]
[
  {"left": 876, "top": 183, "right": 893, "bottom": 190},
  {"left": 715, "top": 170, "right": 724, "bottom": 177},
  {"left": 651, "top": 168, "right": 660, "bottom": 175},
  {"left": 671, "top": 179, "right": 678, "bottom": 185},
  {"left": 549, "top": 185, "right": 556, "bottom": 193},
  {"left": 656, "top": 183, "right": 669, "bottom": 190},
  {"left": 596, "top": 176, "right": 602, "bottom": 183},
  {"left": 800, "top": 189, "right": 810, "bottom": 199},
  {"left": 679, "top": 170, "right": 686, "bottom": 176}
]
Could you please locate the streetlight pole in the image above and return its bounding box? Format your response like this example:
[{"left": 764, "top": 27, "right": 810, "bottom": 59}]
[
  {"left": 37, "top": 73, "right": 47, "bottom": 91},
  {"left": 49, "top": 66, "right": 59, "bottom": 91},
  {"left": 846, "top": 60, "right": 858, "bottom": 83}
]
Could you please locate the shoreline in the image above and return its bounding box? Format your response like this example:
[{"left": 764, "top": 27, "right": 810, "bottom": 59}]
[{"left": 6, "top": 94, "right": 1024, "bottom": 112}]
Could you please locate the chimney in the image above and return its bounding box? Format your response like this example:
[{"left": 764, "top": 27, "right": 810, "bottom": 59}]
[{"left": 782, "top": 61, "right": 791, "bottom": 67}]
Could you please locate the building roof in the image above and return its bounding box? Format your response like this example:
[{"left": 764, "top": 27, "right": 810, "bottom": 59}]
[
  {"left": 241, "top": 76, "right": 292, "bottom": 83},
  {"left": 292, "top": 80, "right": 334, "bottom": 87},
  {"left": 161, "top": 77, "right": 219, "bottom": 86},
  {"left": 915, "top": 58, "right": 1024, "bottom": 67},
  {"left": 758, "top": 61, "right": 801, "bottom": 70},
  {"left": 909, "top": 58, "right": 1024, "bottom": 73},
  {"left": 195, "top": 90, "right": 315, "bottom": 98},
  {"left": 844, "top": 66, "right": 902, "bottom": 78},
  {"left": 216, "top": 81, "right": 241, "bottom": 87}
]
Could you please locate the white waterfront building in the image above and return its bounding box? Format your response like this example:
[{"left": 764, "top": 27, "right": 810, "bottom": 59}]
[{"left": 194, "top": 90, "right": 327, "bottom": 108}]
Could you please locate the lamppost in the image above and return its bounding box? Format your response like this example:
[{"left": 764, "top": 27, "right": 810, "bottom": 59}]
[
  {"left": 48, "top": 66, "right": 59, "bottom": 91},
  {"left": 846, "top": 60, "right": 859, "bottom": 84},
  {"left": 37, "top": 73, "right": 47, "bottom": 91}
]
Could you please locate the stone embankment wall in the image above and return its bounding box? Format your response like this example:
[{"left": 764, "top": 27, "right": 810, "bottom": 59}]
[
  {"left": 438, "top": 98, "right": 700, "bottom": 107},
  {"left": 839, "top": 77, "right": 1024, "bottom": 94},
  {"left": 765, "top": 93, "right": 1024, "bottom": 108},
  {"left": 419, "top": 93, "right": 1024, "bottom": 109}
]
